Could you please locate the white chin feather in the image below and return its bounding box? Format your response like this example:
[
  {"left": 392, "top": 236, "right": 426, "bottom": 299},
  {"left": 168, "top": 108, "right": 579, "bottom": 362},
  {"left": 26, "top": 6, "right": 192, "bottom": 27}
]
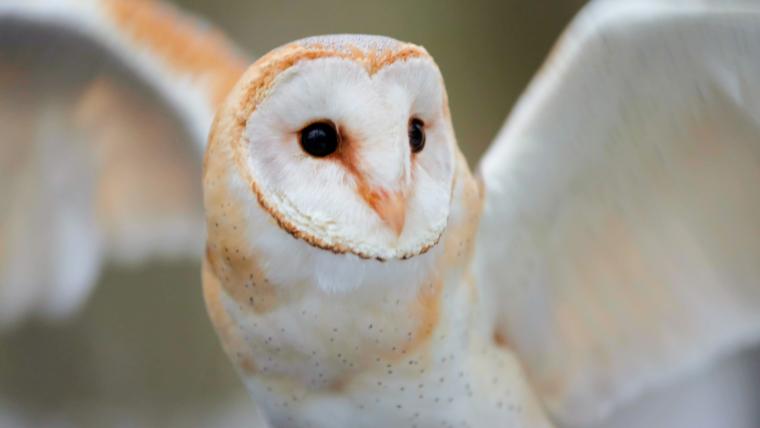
[{"left": 239, "top": 174, "right": 441, "bottom": 294}]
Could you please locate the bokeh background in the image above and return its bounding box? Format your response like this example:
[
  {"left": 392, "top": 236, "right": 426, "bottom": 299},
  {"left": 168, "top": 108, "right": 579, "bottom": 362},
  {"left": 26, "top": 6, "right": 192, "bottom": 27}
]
[{"left": 0, "top": 0, "right": 585, "bottom": 426}]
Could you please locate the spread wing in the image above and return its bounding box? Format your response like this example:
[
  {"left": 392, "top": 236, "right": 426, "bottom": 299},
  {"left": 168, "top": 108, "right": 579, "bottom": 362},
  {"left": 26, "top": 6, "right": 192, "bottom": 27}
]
[
  {"left": 0, "top": 0, "right": 247, "bottom": 326},
  {"left": 475, "top": 1, "right": 760, "bottom": 426}
]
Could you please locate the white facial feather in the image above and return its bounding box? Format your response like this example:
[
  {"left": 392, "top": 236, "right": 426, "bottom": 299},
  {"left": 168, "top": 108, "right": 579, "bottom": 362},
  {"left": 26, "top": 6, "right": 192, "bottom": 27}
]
[
  {"left": 225, "top": 163, "right": 441, "bottom": 294},
  {"left": 243, "top": 56, "right": 454, "bottom": 260}
]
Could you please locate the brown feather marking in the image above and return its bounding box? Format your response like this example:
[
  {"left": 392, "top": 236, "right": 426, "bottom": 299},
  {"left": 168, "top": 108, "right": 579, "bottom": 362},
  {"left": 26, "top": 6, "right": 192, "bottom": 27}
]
[
  {"left": 404, "top": 277, "right": 443, "bottom": 354},
  {"left": 396, "top": 153, "right": 482, "bottom": 359},
  {"left": 205, "top": 114, "right": 312, "bottom": 316},
  {"left": 104, "top": 0, "right": 246, "bottom": 106},
  {"left": 334, "top": 128, "right": 407, "bottom": 233},
  {"left": 493, "top": 330, "right": 511, "bottom": 350},
  {"left": 202, "top": 255, "right": 258, "bottom": 375},
  {"left": 203, "top": 181, "right": 282, "bottom": 315}
]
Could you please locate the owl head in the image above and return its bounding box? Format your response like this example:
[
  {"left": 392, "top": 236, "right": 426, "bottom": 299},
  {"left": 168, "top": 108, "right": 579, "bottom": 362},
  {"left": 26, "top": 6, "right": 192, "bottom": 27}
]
[{"left": 205, "top": 35, "right": 457, "bottom": 273}]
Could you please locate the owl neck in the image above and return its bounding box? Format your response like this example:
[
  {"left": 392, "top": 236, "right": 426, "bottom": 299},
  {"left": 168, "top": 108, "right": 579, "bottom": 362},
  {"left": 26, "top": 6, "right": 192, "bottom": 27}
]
[
  {"left": 204, "top": 239, "right": 550, "bottom": 427},
  {"left": 203, "top": 152, "right": 551, "bottom": 427}
]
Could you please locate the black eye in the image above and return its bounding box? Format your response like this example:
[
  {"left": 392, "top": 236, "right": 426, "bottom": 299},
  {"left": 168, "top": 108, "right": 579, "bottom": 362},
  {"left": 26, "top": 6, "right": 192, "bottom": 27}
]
[
  {"left": 408, "top": 118, "right": 425, "bottom": 153},
  {"left": 299, "top": 121, "right": 339, "bottom": 157}
]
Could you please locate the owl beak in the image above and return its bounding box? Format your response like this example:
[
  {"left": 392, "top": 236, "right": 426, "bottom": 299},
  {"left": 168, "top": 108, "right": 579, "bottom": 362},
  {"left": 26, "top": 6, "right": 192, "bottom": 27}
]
[{"left": 365, "top": 189, "right": 406, "bottom": 237}]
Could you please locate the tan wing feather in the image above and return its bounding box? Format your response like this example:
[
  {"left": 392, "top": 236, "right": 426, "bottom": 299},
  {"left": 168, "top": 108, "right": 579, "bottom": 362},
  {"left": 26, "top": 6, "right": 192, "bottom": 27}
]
[
  {"left": 476, "top": 0, "right": 760, "bottom": 425},
  {"left": 0, "top": 0, "right": 247, "bottom": 326}
]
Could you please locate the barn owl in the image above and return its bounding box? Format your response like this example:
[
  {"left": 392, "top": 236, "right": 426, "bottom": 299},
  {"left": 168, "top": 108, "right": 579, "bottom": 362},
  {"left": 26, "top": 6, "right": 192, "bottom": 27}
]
[{"left": 2, "top": 1, "right": 760, "bottom": 428}]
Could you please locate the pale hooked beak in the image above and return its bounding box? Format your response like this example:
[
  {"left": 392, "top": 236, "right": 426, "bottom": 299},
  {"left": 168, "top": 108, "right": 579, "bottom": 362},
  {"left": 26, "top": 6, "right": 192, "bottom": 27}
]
[{"left": 364, "top": 188, "right": 406, "bottom": 237}]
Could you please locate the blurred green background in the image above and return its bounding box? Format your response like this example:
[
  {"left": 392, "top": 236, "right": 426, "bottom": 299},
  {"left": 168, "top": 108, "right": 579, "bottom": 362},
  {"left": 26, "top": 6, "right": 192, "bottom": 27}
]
[{"left": 0, "top": 1, "right": 584, "bottom": 426}]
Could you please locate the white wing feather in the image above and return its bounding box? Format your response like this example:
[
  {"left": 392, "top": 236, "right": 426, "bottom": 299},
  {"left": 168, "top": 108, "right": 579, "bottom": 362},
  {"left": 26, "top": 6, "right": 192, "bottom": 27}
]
[
  {"left": 476, "top": 0, "right": 760, "bottom": 425},
  {"left": 0, "top": 0, "right": 246, "bottom": 326}
]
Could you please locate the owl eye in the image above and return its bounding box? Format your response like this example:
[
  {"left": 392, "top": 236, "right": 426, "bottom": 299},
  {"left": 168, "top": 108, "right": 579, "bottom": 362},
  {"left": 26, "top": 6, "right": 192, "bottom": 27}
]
[
  {"left": 299, "top": 121, "right": 339, "bottom": 157},
  {"left": 408, "top": 118, "right": 425, "bottom": 153}
]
